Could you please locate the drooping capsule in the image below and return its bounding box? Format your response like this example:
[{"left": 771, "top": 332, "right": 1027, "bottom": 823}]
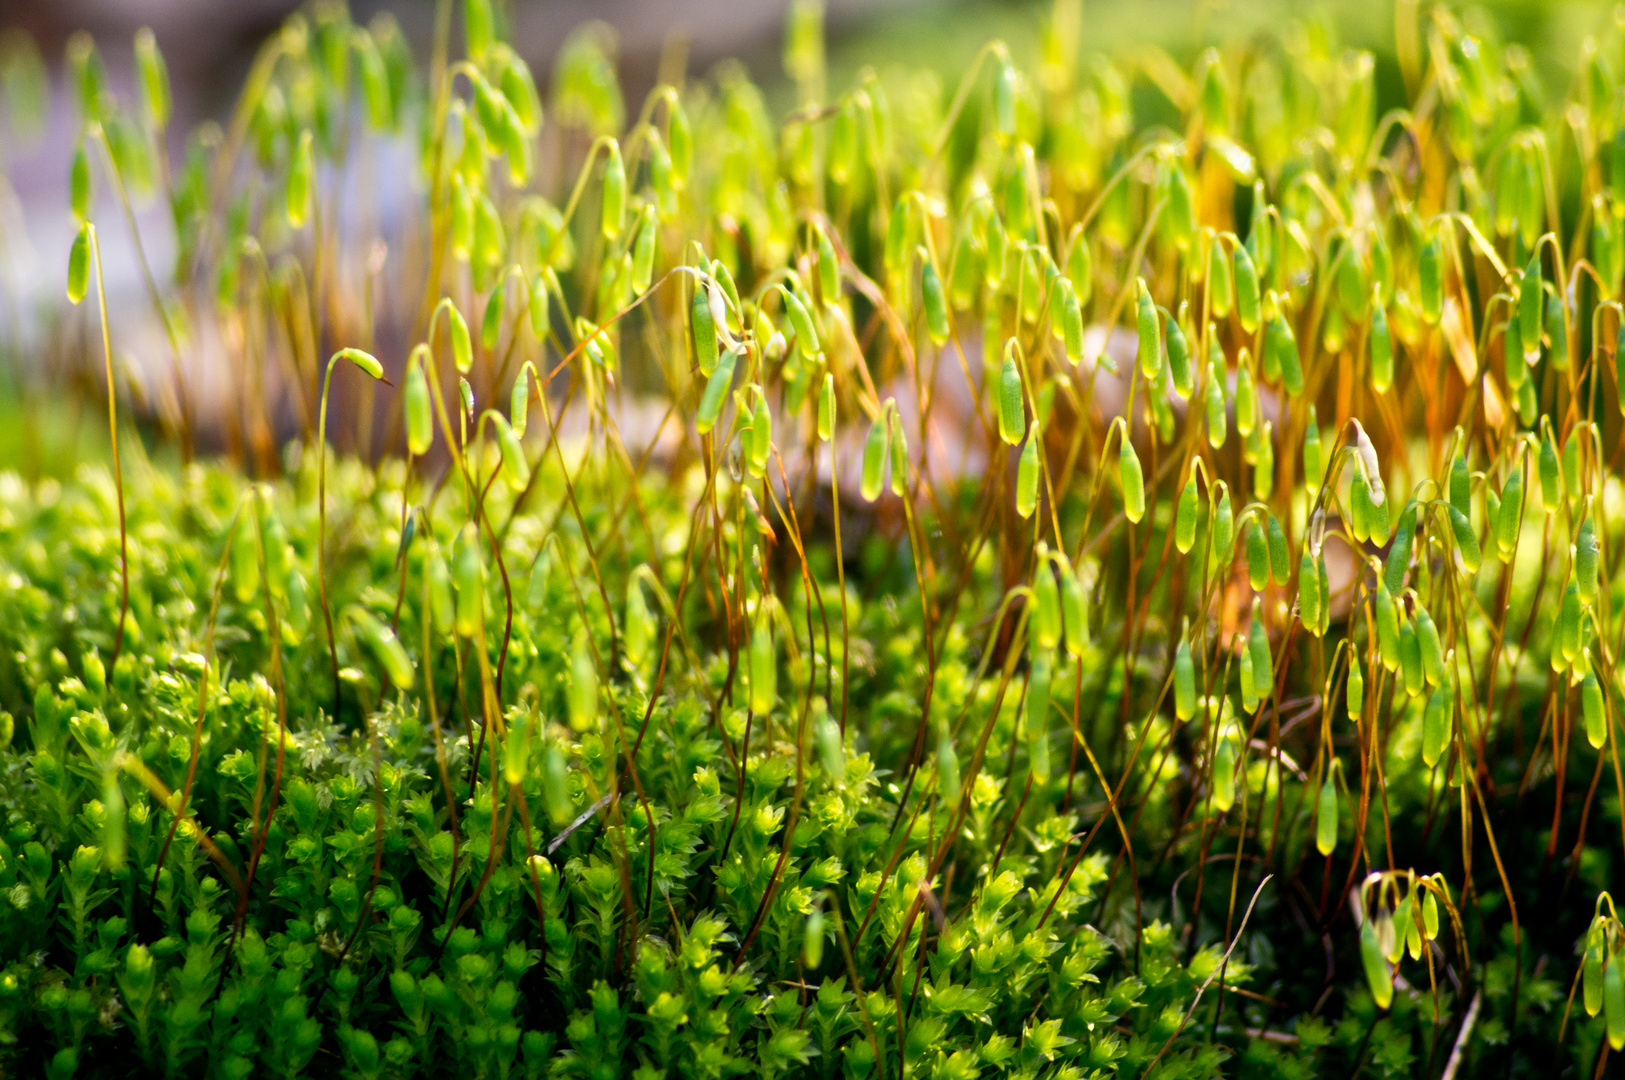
[
  {"left": 860, "top": 411, "right": 890, "bottom": 502},
  {"left": 1249, "top": 605, "right": 1272, "bottom": 694},
  {"left": 1210, "top": 485, "right": 1234, "bottom": 565},
  {"left": 1369, "top": 298, "right": 1393, "bottom": 392},
  {"left": 1174, "top": 638, "right": 1197, "bottom": 720},
  {"left": 1374, "top": 582, "right": 1400, "bottom": 672},
  {"left": 1497, "top": 466, "right": 1523, "bottom": 560},
  {"left": 1447, "top": 504, "right": 1480, "bottom": 574},
  {"left": 1347, "top": 659, "right": 1364, "bottom": 721},
  {"left": 750, "top": 620, "right": 776, "bottom": 716},
  {"left": 405, "top": 360, "right": 432, "bottom": 455},
  {"left": 1539, "top": 429, "right": 1561, "bottom": 513},
  {"left": 68, "top": 224, "right": 90, "bottom": 305},
  {"left": 1016, "top": 422, "right": 1041, "bottom": 519},
  {"left": 1517, "top": 254, "right": 1543, "bottom": 361},
  {"left": 1026, "top": 652, "right": 1052, "bottom": 782},
  {"left": 1577, "top": 518, "right": 1600, "bottom": 606},
  {"left": 1135, "top": 279, "right": 1163, "bottom": 379},
  {"left": 695, "top": 344, "right": 737, "bottom": 434},
  {"left": 1399, "top": 618, "right": 1423, "bottom": 697},
  {"left": 1234, "top": 243, "right": 1261, "bottom": 332},
  {"left": 1119, "top": 438, "right": 1146, "bottom": 524},
  {"left": 1383, "top": 503, "right": 1414, "bottom": 596},
  {"left": 1265, "top": 311, "right": 1303, "bottom": 395},
  {"left": 1419, "top": 232, "right": 1442, "bottom": 325},
  {"left": 1246, "top": 523, "right": 1269, "bottom": 591},
  {"left": 1265, "top": 514, "right": 1289, "bottom": 584},
  {"left": 1211, "top": 736, "right": 1236, "bottom": 812},
  {"left": 1175, "top": 473, "right": 1199, "bottom": 554},
  {"left": 1449, "top": 452, "right": 1470, "bottom": 518},
  {"left": 452, "top": 524, "right": 484, "bottom": 639},
  {"left": 1061, "top": 565, "right": 1089, "bottom": 658},
  {"left": 1166, "top": 312, "right": 1193, "bottom": 398},
  {"left": 1583, "top": 671, "right": 1606, "bottom": 749},
  {"left": 1302, "top": 408, "right": 1323, "bottom": 493},
  {"left": 1297, "top": 551, "right": 1321, "bottom": 631},
  {"left": 1315, "top": 768, "right": 1338, "bottom": 855},
  {"left": 998, "top": 353, "right": 1024, "bottom": 445},
  {"left": 1422, "top": 682, "right": 1450, "bottom": 767},
  {"left": 1416, "top": 608, "right": 1445, "bottom": 686},
  {"left": 1235, "top": 363, "right": 1257, "bottom": 438},
  {"left": 692, "top": 280, "right": 719, "bottom": 375}
]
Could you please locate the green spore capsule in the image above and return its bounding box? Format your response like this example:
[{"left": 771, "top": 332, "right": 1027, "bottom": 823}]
[
  {"left": 748, "top": 396, "right": 772, "bottom": 477},
  {"left": 287, "top": 129, "right": 313, "bottom": 228},
  {"left": 481, "top": 285, "right": 505, "bottom": 351},
  {"left": 405, "top": 362, "right": 432, "bottom": 455},
  {"left": 495, "top": 414, "right": 530, "bottom": 490},
  {"left": 1208, "top": 238, "right": 1233, "bottom": 316},
  {"left": 1317, "top": 556, "right": 1331, "bottom": 636},
  {"left": 803, "top": 906, "right": 825, "bottom": 970},
  {"left": 71, "top": 143, "right": 91, "bottom": 221},
  {"left": 601, "top": 141, "right": 626, "bottom": 238},
  {"left": 1302, "top": 408, "right": 1323, "bottom": 492},
  {"left": 816, "top": 225, "right": 839, "bottom": 303},
  {"left": 1577, "top": 518, "right": 1600, "bottom": 605},
  {"left": 1369, "top": 300, "right": 1393, "bottom": 392},
  {"left": 998, "top": 353, "right": 1024, "bottom": 445},
  {"left": 691, "top": 281, "right": 719, "bottom": 375},
  {"left": 503, "top": 711, "right": 531, "bottom": 786},
  {"left": 448, "top": 303, "right": 472, "bottom": 374},
  {"left": 568, "top": 631, "right": 597, "bottom": 731},
  {"left": 993, "top": 58, "right": 1017, "bottom": 136},
  {"left": 1546, "top": 292, "right": 1569, "bottom": 369},
  {"left": 1539, "top": 429, "right": 1561, "bottom": 513},
  {"left": 1415, "top": 608, "right": 1445, "bottom": 686},
  {"left": 1235, "top": 363, "right": 1257, "bottom": 438},
  {"left": 1399, "top": 618, "right": 1423, "bottom": 697},
  {"left": 1607, "top": 952, "right": 1625, "bottom": 1052},
  {"left": 1422, "top": 684, "right": 1449, "bottom": 767},
  {"left": 67, "top": 224, "right": 89, "bottom": 305},
  {"left": 1165, "top": 164, "right": 1196, "bottom": 248},
  {"left": 231, "top": 515, "right": 260, "bottom": 604},
  {"left": 427, "top": 542, "right": 454, "bottom": 629},
  {"left": 1031, "top": 560, "right": 1060, "bottom": 649},
  {"left": 695, "top": 344, "right": 736, "bottom": 434},
  {"left": 1238, "top": 638, "right": 1256, "bottom": 710},
  {"left": 1558, "top": 581, "right": 1583, "bottom": 664},
  {"left": 1517, "top": 254, "right": 1543, "bottom": 361},
  {"left": 1026, "top": 653, "right": 1051, "bottom": 782},
  {"left": 1347, "top": 660, "right": 1364, "bottom": 721},
  {"left": 1583, "top": 672, "right": 1606, "bottom": 749},
  {"left": 1266, "top": 514, "right": 1290, "bottom": 584},
  {"left": 1211, "top": 486, "right": 1234, "bottom": 566},
  {"left": 1135, "top": 279, "right": 1162, "bottom": 378},
  {"left": 1375, "top": 582, "right": 1401, "bottom": 672},
  {"left": 1058, "top": 279, "right": 1085, "bottom": 364},
  {"left": 511, "top": 365, "right": 531, "bottom": 438},
  {"left": 1315, "top": 769, "right": 1338, "bottom": 855},
  {"left": 1249, "top": 606, "right": 1272, "bottom": 693},
  {"left": 1497, "top": 467, "right": 1523, "bottom": 560},
  {"left": 1016, "top": 422, "right": 1041, "bottom": 519},
  {"left": 817, "top": 712, "right": 844, "bottom": 784},
  {"left": 1449, "top": 452, "right": 1470, "bottom": 517},
  {"left": 934, "top": 728, "right": 959, "bottom": 805},
  {"left": 1246, "top": 522, "right": 1269, "bottom": 590},
  {"left": 1297, "top": 551, "right": 1321, "bottom": 631},
  {"left": 631, "top": 206, "right": 657, "bottom": 293},
  {"left": 750, "top": 621, "right": 776, "bottom": 716},
  {"left": 1212, "top": 737, "right": 1236, "bottom": 812},
  {"left": 1359, "top": 918, "right": 1394, "bottom": 1010},
  {"left": 783, "top": 287, "right": 820, "bottom": 358},
  {"left": 1419, "top": 233, "right": 1442, "bottom": 325},
  {"left": 1348, "top": 472, "right": 1373, "bottom": 544},
  {"left": 1174, "top": 639, "right": 1197, "bottom": 720},
  {"left": 452, "top": 525, "right": 484, "bottom": 639},
  {"left": 1447, "top": 505, "right": 1480, "bottom": 574},
  {"left": 817, "top": 373, "right": 835, "bottom": 442},
  {"left": 1234, "top": 243, "right": 1261, "bottom": 332},
  {"left": 1119, "top": 438, "right": 1146, "bottom": 524},
  {"left": 1383, "top": 503, "right": 1414, "bottom": 596},
  {"left": 888, "top": 412, "right": 908, "bottom": 496},
  {"left": 624, "top": 583, "right": 652, "bottom": 671},
  {"left": 1175, "top": 473, "right": 1199, "bottom": 554},
  {"left": 860, "top": 413, "right": 890, "bottom": 502},
  {"left": 1205, "top": 370, "right": 1228, "bottom": 448},
  {"left": 1265, "top": 312, "right": 1303, "bottom": 395},
  {"left": 1061, "top": 568, "right": 1089, "bottom": 658},
  {"left": 1166, "top": 312, "right": 1193, "bottom": 398},
  {"left": 921, "top": 259, "right": 949, "bottom": 344}
]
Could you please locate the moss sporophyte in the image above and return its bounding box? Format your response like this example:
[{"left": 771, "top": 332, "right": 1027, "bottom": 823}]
[{"left": 6, "top": 0, "right": 1625, "bottom": 1075}]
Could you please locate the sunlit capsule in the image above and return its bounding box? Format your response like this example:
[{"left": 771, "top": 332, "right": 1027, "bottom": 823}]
[
  {"left": 1059, "top": 279, "right": 1085, "bottom": 364},
  {"left": 1559, "top": 581, "right": 1583, "bottom": 664},
  {"left": 453, "top": 525, "right": 483, "bottom": 638},
  {"left": 1234, "top": 244, "right": 1261, "bottom": 332},
  {"left": 1249, "top": 604, "right": 1271, "bottom": 693},
  {"left": 748, "top": 395, "right": 772, "bottom": 477},
  {"left": 1264, "top": 514, "right": 1289, "bottom": 585},
  {"left": 816, "top": 373, "right": 835, "bottom": 443},
  {"left": 921, "top": 259, "right": 949, "bottom": 344},
  {"left": 1346, "top": 659, "right": 1364, "bottom": 722},
  {"left": 860, "top": 413, "right": 889, "bottom": 502},
  {"left": 601, "top": 140, "right": 626, "bottom": 239},
  {"left": 1383, "top": 503, "right": 1414, "bottom": 596},
  {"left": 1447, "top": 505, "right": 1480, "bottom": 574},
  {"left": 1422, "top": 683, "right": 1450, "bottom": 767},
  {"left": 1399, "top": 618, "right": 1423, "bottom": 697},
  {"left": 287, "top": 129, "right": 313, "bottom": 228},
  {"left": 1174, "top": 639, "right": 1196, "bottom": 720},
  {"left": 803, "top": 906, "right": 825, "bottom": 969},
  {"left": 695, "top": 345, "right": 736, "bottom": 434},
  {"left": 1583, "top": 671, "right": 1606, "bottom": 749},
  {"left": 1166, "top": 312, "right": 1193, "bottom": 398},
  {"left": 1360, "top": 917, "right": 1394, "bottom": 1011},
  {"left": 1211, "top": 736, "right": 1236, "bottom": 812},
  {"left": 1415, "top": 608, "right": 1445, "bottom": 686},
  {"left": 1373, "top": 582, "right": 1400, "bottom": 672},
  {"left": 1497, "top": 467, "right": 1523, "bottom": 560},
  {"left": 1207, "top": 238, "right": 1233, "bottom": 317},
  {"left": 1547, "top": 292, "right": 1569, "bottom": 370},
  {"left": 1517, "top": 254, "right": 1543, "bottom": 361},
  {"left": 1315, "top": 768, "right": 1338, "bottom": 855},
  {"left": 1246, "top": 523, "right": 1268, "bottom": 590},
  {"left": 1419, "top": 233, "right": 1442, "bottom": 325},
  {"left": 1119, "top": 438, "right": 1145, "bottom": 524},
  {"left": 1205, "top": 371, "right": 1227, "bottom": 449},
  {"left": 1061, "top": 567, "right": 1089, "bottom": 658},
  {"left": 1238, "top": 634, "right": 1256, "bottom": 709},
  {"left": 405, "top": 361, "right": 432, "bottom": 455},
  {"left": 1016, "top": 422, "right": 1040, "bottom": 519},
  {"left": 71, "top": 142, "right": 91, "bottom": 221},
  {"left": 67, "top": 223, "right": 90, "bottom": 305},
  {"left": 1316, "top": 555, "right": 1331, "bottom": 636},
  {"left": 815, "top": 225, "right": 840, "bottom": 303},
  {"left": 998, "top": 353, "right": 1024, "bottom": 445},
  {"left": 1027, "top": 652, "right": 1051, "bottom": 782},
  {"left": 1235, "top": 363, "right": 1256, "bottom": 438},
  {"left": 1265, "top": 312, "right": 1303, "bottom": 395},
  {"left": 1135, "top": 279, "right": 1162, "bottom": 379},
  {"left": 1302, "top": 407, "right": 1322, "bottom": 492},
  {"left": 631, "top": 206, "right": 657, "bottom": 293},
  {"left": 1211, "top": 485, "right": 1234, "bottom": 565},
  {"left": 427, "top": 541, "right": 454, "bottom": 629},
  {"left": 1577, "top": 518, "right": 1600, "bottom": 605},
  {"left": 750, "top": 620, "right": 776, "bottom": 716},
  {"left": 692, "top": 281, "right": 719, "bottom": 376},
  {"left": 1607, "top": 951, "right": 1625, "bottom": 1051},
  {"left": 1363, "top": 297, "right": 1394, "bottom": 396},
  {"left": 1175, "top": 474, "right": 1199, "bottom": 554},
  {"left": 1297, "top": 551, "right": 1321, "bottom": 631},
  {"left": 503, "top": 711, "right": 531, "bottom": 785},
  {"left": 1538, "top": 429, "right": 1561, "bottom": 513},
  {"left": 783, "top": 287, "right": 820, "bottom": 358},
  {"left": 1031, "top": 559, "right": 1060, "bottom": 650},
  {"left": 1348, "top": 472, "right": 1373, "bottom": 544},
  {"left": 448, "top": 303, "right": 472, "bottom": 374}
]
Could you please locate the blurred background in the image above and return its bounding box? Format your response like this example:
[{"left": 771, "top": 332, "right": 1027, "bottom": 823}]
[{"left": 0, "top": 0, "right": 1611, "bottom": 467}]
